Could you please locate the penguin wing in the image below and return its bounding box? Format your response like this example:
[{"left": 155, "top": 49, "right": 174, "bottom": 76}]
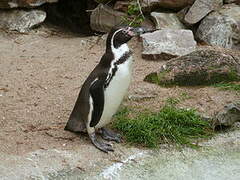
[{"left": 89, "top": 75, "right": 106, "bottom": 127}]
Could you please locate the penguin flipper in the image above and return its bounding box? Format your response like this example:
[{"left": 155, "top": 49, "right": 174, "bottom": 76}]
[{"left": 89, "top": 76, "right": 105, "bottom": 127}]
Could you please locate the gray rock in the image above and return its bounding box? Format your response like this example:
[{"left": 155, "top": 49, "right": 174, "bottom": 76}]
[
  {"left": 150, "top": 12, "right": 186, "bottom": 29},
  {"left": 224, "top": 0, "right": 240, "bottom": 4},
  {"left": 141, "top": 29, "right": 196, "bottom": 60},
  {"left": 213, "top": 102, "right": 240, "bottom": 127},
  {"left": 113, "top": 1, "right": 132, "bottom": 13},
  {"left": 196, "top": 4, "right": 240, "bottom": 49},
  {"left": 0, "top": 9, "right": 46, "bottom": 33},
  {"left": 176, "top": 6, "right": 191, "bottom": 25},
  {"left": 184, "top": 0, "right": 223, "bottom": 25},
  {"left": 90, "top": 4, "right": 126, "bottom": 32},
  {"left": 0, "top": 0, "right": 58, "bottom": 9},
  {"left": 140, "top": 0, "right": 195, "bottom": 11},
  {"left": 144, "top": 48, "right": 240, "bottom": 86}
]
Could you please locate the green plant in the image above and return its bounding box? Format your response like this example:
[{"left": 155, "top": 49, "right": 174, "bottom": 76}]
[
  {"left": 113, "top": 105, "right": 213, "bottom": 148},
  {"left": 121, "top": 0, "right": 145, "bottom": 27},
  {"left": 213, "top": 82, "right": 240, "bottom": 91}
]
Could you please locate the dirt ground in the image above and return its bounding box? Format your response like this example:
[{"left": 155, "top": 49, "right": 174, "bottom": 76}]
[{"left": 0, "top": 25, "right": 239, "bottom": 157}]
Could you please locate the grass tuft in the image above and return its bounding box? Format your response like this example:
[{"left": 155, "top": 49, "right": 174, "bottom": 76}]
[
  {"left": 113, "top": 106, "right": 213, "bottom": 148},
  {"left": 213, "top": 82, "right": 240, "bottom": 91}
]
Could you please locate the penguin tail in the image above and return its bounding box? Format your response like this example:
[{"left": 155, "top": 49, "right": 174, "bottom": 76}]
[{"left": 64, "top": 117, "right": 85, "bottom": 133}]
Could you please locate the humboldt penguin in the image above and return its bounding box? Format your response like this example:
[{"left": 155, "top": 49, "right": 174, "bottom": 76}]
[{"left": 65, "top": 26, "right": 146, "bottom": 152}]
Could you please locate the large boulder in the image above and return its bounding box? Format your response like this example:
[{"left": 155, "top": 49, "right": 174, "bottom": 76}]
[
  {"left": 0, "top": 0, "right": 57, "bottom": 9},
  {"left": 184, "top": 0, "right": 223, "bottom": 25},
  {"left": 0, "top": 9, "right": 46, "bottom": 32},
  {"left": 196, "top": 4, "right": 240, "bottom": 49},
  {"left": 140, "top": 0, "right": 195, "bottom": 11},
  {"left": 144, "top": 48, "right": 240, "bottom": 86},
  {"left": 150, "top": 12, "right": 186, "bottom": 29},
  {"left": 141, "top": 29, "right": 196, "bottom": 60},
  {"left": 90, "top": 4, "right": 126, "bottom": 32}
]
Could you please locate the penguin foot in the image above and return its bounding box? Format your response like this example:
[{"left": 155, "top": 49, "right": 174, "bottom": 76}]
[
  {"left": 100, "top": 128, "right": 121, "bottom": 143},
  {"left": 89, "top": 133, "right": 114, "bottom": 153}
]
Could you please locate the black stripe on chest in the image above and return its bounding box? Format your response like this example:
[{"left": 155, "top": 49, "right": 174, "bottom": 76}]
[{"left": 104, "top": 52, "right": 132, "bottom": 88}]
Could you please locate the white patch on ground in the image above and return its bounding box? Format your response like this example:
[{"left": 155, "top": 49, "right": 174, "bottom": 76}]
[{"left": 99, "top": 151, "right": 147, "bottom": 180}]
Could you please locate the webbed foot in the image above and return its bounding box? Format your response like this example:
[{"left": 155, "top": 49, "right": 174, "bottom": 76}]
[
  {"left": 100, "top": 127, "right": 121, "bottom": 143},
  {"left": 89, "top": 133, "right": 114, "bottom": 153}
]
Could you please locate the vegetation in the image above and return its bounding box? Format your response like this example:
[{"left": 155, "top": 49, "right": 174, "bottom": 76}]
[
  {"left": 122, "top": 0, "right": 145, "bottom": 27},
  {"left": 113, "top": 105, "right": 213, "bottom": 148},
  {"left": 213, "top": 82, "right": 240, "bottom": 92}
]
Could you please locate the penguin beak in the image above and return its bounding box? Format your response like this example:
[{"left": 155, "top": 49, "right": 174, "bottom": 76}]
[{"left": 129, "top": 27, "right": 156, "bottom": 36}]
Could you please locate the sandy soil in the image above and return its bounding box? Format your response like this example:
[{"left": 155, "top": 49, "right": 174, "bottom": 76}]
[{"left": 0, "top": 26, "right": 239, "bottom": 157}]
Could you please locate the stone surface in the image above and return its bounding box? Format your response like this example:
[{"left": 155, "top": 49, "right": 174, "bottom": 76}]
[
  {"left": 0, "top": 9, "right": 46, "bottom": 33},
  {"left": 151, "top": 12, "right": 186, "bottom": 29},
  {"left": 177, "top": 6, "right": 191, "bottom": 25},
  {"left": 213, "top": 102, "right": 240, "bottom": 127},
  {"left": 0, "top": 0, "right": 58, "bottom": 8},
  {"left": 184, "top": 0, "right": 223, "bottom": 25},
  {"left": 141, "top": 29, "right": 196, "bottom": 60},
  {"left": 90, "top": 4, "right": 126, "bottom": 32},
  {"left": 144, "top": 48, "right": 240, "bottom": 86},
  {"left": 224, "top": 0, "right": 240, "bottom": 4},
  {"left": 140, "top": 0, "right": 195, "bottom": 11},
  {"left": 1, "top": 130, "right": 240, "bottom": 180},
  {"left": 196, "top": 4, "right": 240, "bottom": 49},
  {"left": 113, "top": 1, "right": 132, "bottom": 12}
]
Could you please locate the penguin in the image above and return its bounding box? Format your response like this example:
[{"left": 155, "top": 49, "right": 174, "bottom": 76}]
[{"left": 65, "top": 25, "right": 145, "bottom": 152}]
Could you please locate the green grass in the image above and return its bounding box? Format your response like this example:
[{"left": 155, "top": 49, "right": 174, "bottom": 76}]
[
  {"left": 213, "top": 82, "right": 240, "bottom": 91},
  {"left": 113, "top": 106, "right": 213, "bottom": 148}
]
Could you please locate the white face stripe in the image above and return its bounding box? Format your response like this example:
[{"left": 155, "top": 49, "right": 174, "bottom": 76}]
[
  {"left": 90, "top": 77, "right": 98, "bottom": 86},
  {"left": 111, "top": 28, "right": 123, "bottom": 49},
  {"left": 105, "top": 29, "right": 130, "bottom": 85}
]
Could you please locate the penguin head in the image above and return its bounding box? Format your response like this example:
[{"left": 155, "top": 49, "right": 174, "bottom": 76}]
[{"left": 107, "top": 25, "right": 139, "bottom": 49}]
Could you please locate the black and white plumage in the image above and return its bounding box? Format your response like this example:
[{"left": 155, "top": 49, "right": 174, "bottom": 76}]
[{"left": 64, "top": 26, "right": 145, "bottom": 152}]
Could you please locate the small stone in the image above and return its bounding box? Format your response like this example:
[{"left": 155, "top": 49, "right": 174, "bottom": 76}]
[
  {"left": 213, "top": 102, "right": 240, "bottom": 127},
  {"left": 128, "top": 94, "right": 156, "bottom": 101}
]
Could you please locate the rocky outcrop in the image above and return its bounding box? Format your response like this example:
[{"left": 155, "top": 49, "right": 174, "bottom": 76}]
[
  {"left": 150, "top": 12, "right": 186, "bottom": 29},
  {"left": 184, "top": 0, "right": 223, "bottom": 25},
  {"left": 196, "top": 4, "right": 240, "bottom": 49},
  {"left": 144, "top": 48, "right": 240, "bottom": 86},
  {"left": 213, "top": 102, "right": 240, "bottom": 128},
  {"left": 141, "top": 29, "right": 196, "bottom": 60},
  {"left": 0, "top": 0, "right": 57, "bottom": 9},
  {"left": 0, "top": 9, "right": 46, "bottom": 32},
  {"left": 90, "top": 4, "right": 126, "bottom": 33}
]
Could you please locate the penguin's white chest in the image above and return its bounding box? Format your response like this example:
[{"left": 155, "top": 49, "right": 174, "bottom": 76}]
[{"left": 95, "top": 56, "right": 133, "bottom": 129}]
